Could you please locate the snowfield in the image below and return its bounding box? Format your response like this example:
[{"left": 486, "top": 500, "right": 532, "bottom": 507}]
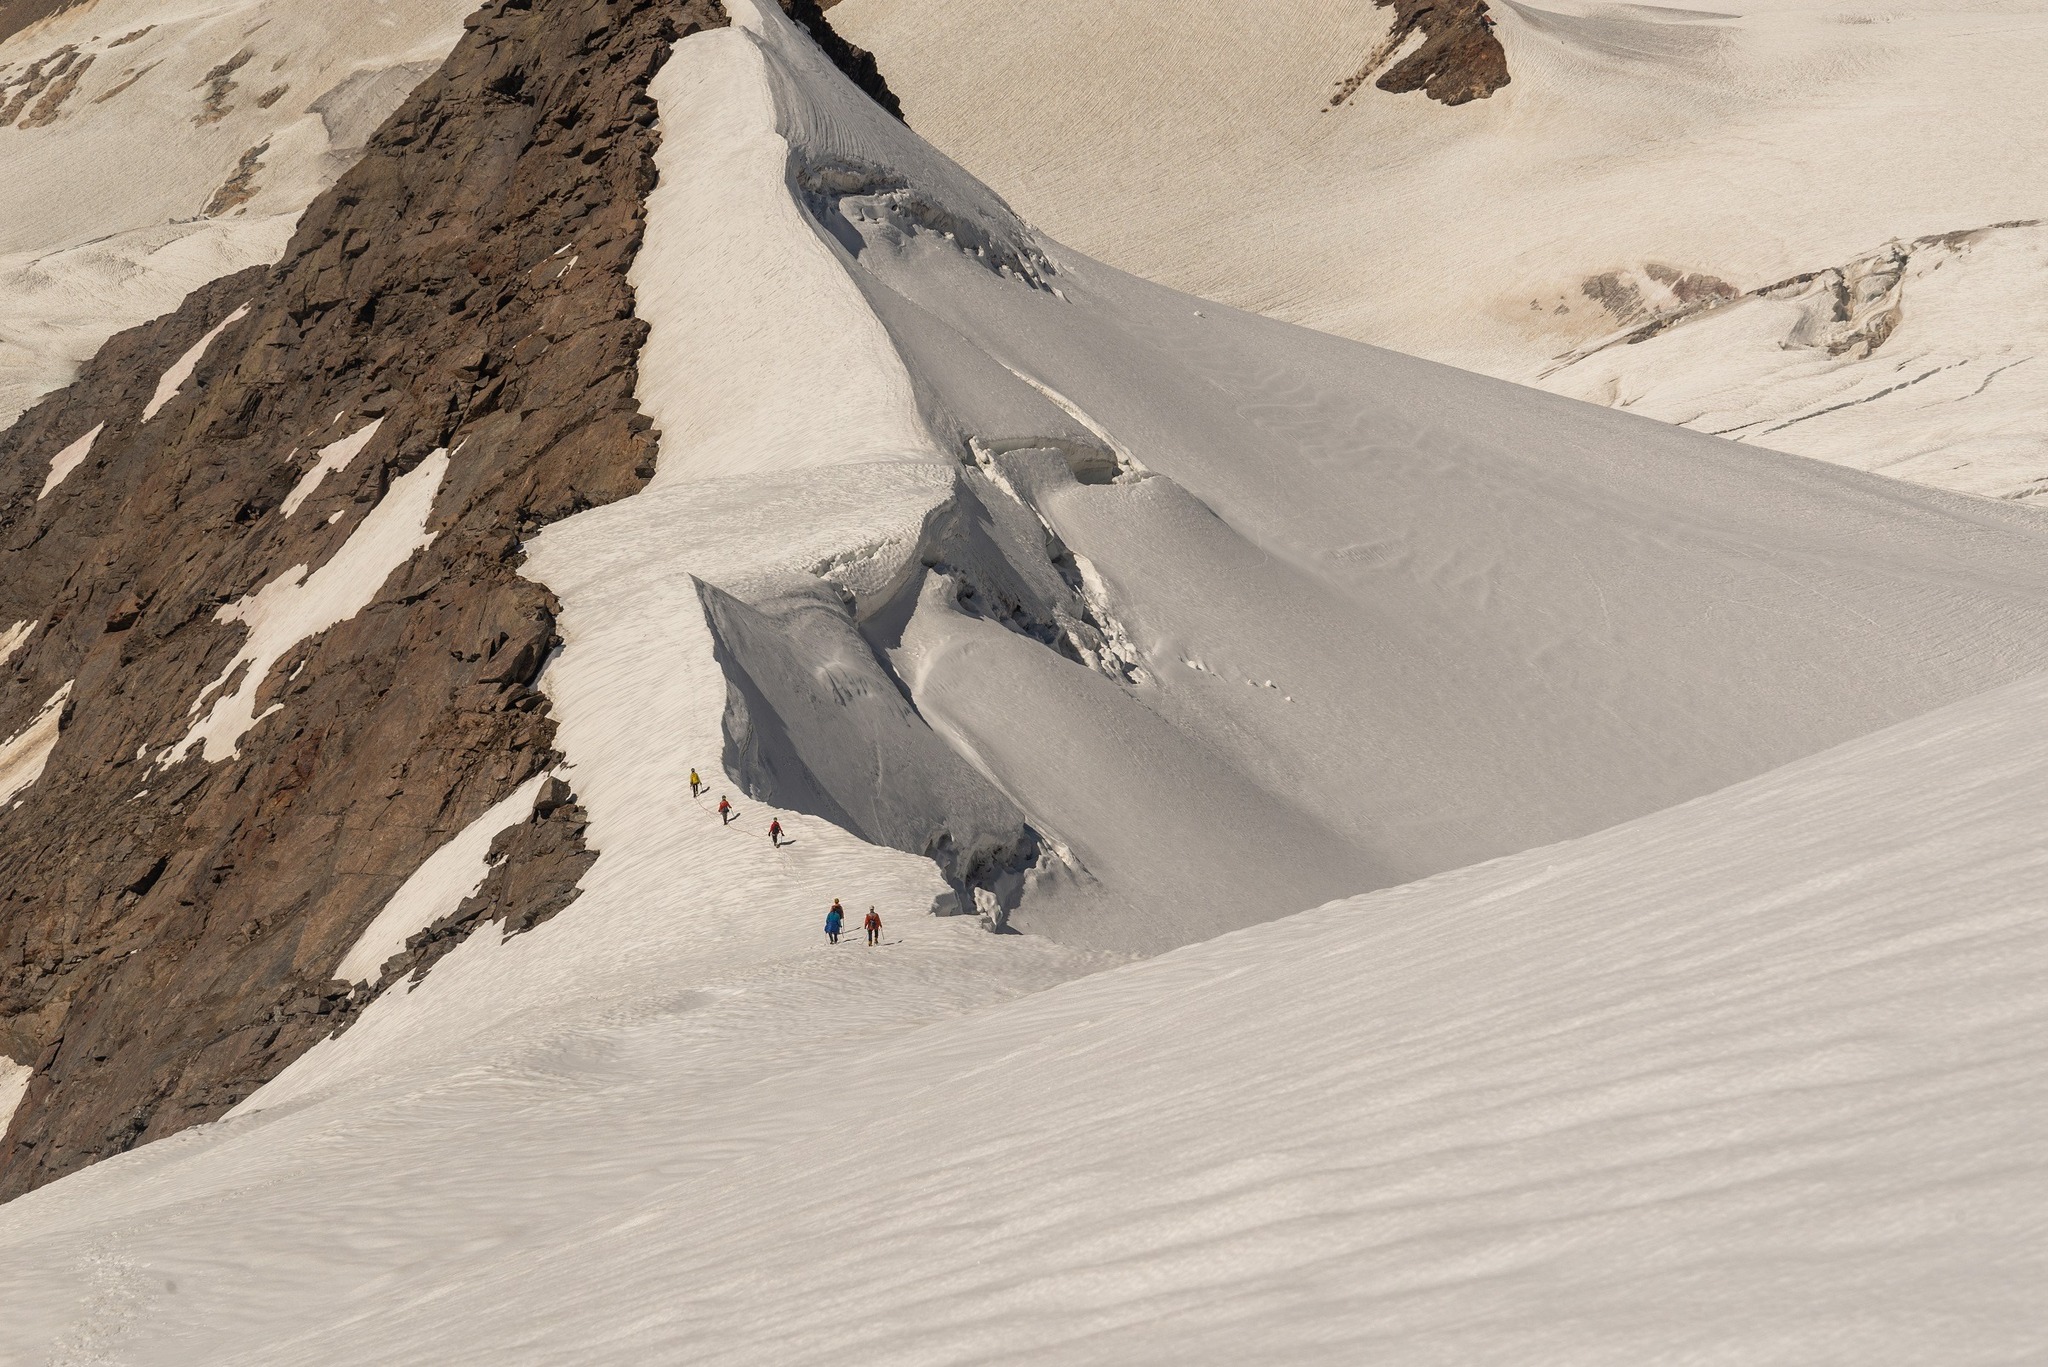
[
  {"left": 3, "top": 1, "right": 2047, "bottom": 1361},
  {"left": 833, "top": 0, "right": 2048, "bottom": 495},
  {"left": 1, "top": 483, "right": 2045, "bottom": 1364},
  {"left": 0, "top": 0, "right": 478, "bottom": 434}
]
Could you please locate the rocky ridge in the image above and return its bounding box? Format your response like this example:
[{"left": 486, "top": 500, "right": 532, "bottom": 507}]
[{"left": 0, "top": 0, "right": 728, "bottom": 1200}]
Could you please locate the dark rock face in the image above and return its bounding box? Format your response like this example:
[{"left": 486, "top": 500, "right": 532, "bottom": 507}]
[
  {"left": 0, "top": 0, "right": 727, "bottom": 1201},
  {"left": 1331, "top": 0, "right": 1510, "bottom": 109},
  {"left": 778, "top": 0, "right": 903, "bottom": 120}
]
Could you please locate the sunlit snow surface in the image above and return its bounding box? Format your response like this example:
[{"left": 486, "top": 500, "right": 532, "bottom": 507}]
[
  {"left": 1, "top": 572, "right": 2045, "bottom": 1363},
  {"left": 4, "top": 5, "right": 2048, "bottom": 1361},
  {"left": 559, "top": 0, "right": 2048, "bottom": 955},
  {"left": 833, "top": 0, "right": 2048, "bottom": 493}
]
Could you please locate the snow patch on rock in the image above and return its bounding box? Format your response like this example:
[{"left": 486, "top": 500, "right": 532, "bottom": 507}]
[
  {"left": 36, "top": 419, "right": 100, "bottom": 497},
  {"left": 0, "top": 1054, "right": 28, "bottom": 1137},
  {"left": 0, "top": 618, "right": 31, "bottom": 668},
  {"left": 140, "top": 303, "right": 248, "bottom": 422},
  {"left": 164, "top": 448, "right": 447, "bottom": 766},
  {"left": 0, "top": 679, "right": 70, "bottom": 806},
  {"left": 280, "top": 417, "right": 382, "bottom": 517}
]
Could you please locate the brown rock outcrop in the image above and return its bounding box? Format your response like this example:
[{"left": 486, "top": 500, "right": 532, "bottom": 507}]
[
  {"left": 0, "top": 0, "right": 728, "bottom": 1201},
  {"left": 1331, "top": 0, "right": 1510, "bottom": 109}
]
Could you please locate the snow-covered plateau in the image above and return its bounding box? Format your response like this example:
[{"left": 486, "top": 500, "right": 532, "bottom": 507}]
[
  {"left": 834, "top": 0, "right": 2048, "bottom": 495},
  {"left": 1, "top": 0, "right": 2046, "bottom": 1361}
]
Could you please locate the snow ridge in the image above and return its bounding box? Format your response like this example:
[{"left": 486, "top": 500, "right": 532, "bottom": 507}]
[{"left": 2, "top": 5, "right": 2048, "bottom": 1362}]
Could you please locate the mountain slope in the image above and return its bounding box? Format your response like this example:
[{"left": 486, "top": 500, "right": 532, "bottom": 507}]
[
  {"left": 1, "top": 2, "right": 2044, "bottom": 1355},
  {"left": 11, "top": 0, "right": 2048, "bottom": 1204},
  {"left": 596, "top": 0, "right": 2048, "bottom": 953},
  {"left": 832, "top": 0, "right": 2048, "bottom": 494},
  {"left": 3, "top": 445, "right": 2045, "bottom": 1366},
  {"left": 0, "top": 0, "right": 723, "bottom": 1200},
  {"left": 0, "top": 0, "right": 480, "bottom": 432}
]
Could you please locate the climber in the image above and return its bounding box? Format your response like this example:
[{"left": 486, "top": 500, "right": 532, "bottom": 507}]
[
  {"left": 864, "top": 906, "right": 882, "bottom": 946},
  {"left": 689, "top": 768, "right": 702, "bottom": 797},
  {"left": 718, "top": 795, "right": 732, "bottom": 824},
  {"left": 768, "top": 817, "right": 784, "bottom": 847},
  {"left": 826, "top": 899, "right": 845, "bottom": 944}
]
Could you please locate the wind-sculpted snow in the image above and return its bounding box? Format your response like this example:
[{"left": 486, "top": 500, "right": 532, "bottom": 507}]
[
  {"left": 2, "top": 2, "right": 2047, "bottom": 1356},
  {"left": 561, "top": 0, "right": 2048, "bottom": 952}
]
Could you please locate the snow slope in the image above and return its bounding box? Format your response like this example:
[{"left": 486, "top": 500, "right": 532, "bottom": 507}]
[
  {"left": 2, "top": 492, "right": 2045, "bottom": 1365},
  {"left": 0, "top": 0, "right": 477, "bottom": 433},
  {"left": 1541, "top": 220, "right": 2048, "bottom": 499},
  {"left": 832, "top": 0, "right": 2048, "bottom": 492}
]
